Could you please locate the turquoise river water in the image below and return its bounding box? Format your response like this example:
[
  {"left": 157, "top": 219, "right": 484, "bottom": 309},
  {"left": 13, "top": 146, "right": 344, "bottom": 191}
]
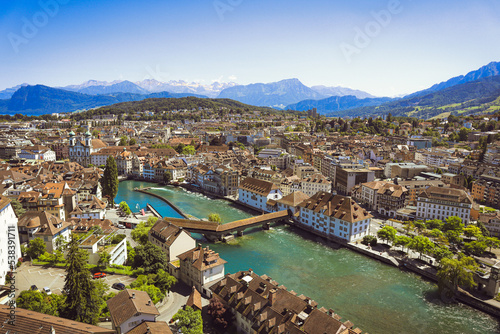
[{"left": 116, "top": 180, "right": 500, "bottom": 334}]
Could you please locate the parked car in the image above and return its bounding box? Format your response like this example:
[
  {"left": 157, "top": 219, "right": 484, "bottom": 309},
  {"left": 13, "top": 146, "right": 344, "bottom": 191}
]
[
  {"left": 112, "top": 282, "right": 125, "bottom": 290},
  {"left": 30, "top": 285, "right": 39, "bottom": 292},
  {"left": 93, "top": 272, "right": 107, "bottom": 279},
  {"left": 43, "top": 287, "right": 52, "bottom": 295},
  {"left": 118, "top": 224, "right": 125, "bottom": 229}
]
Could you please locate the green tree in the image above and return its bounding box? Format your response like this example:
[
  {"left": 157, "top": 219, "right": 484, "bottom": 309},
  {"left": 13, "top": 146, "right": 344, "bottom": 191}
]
[
  {"left": 463, "top": 225, "right": 482, "bottom": 239},
  {"left": 443, "top": 216, "right": 464, "bottom": 233},
  {"left": 432, "top": 245, "right": 453, "bottom": 262},
  {"left": 394, "top": 235, "right": 411, "bottom": 252},
  {"left": 429, "top": 228, "right": 444, "bottom": 239},
  {"left": 445, "top": 230, "right": 463, "bottom": 248},
  {"left": 10, "top": 198, "right": 25, "bottom": 217},
  {"left": 377, "top": 226, "right": 397, "bottom": 243},
  {"left": 98, "top": 252, "right": 111, "bottom": 269},
  {"left": 61, "top": 238, "right": 104, "bottom": 325},
  {"left": 129, "top": 138, "right": 136, "bottom": 145},
  {"left": 119, "top": 135, "right": 129, "bottom": 146},
  {"left": 208, "top": 213, "right": 222, "bottom": 224},
  {"left": 361, "top": 235, "right": 377, "bottom": 247},
  {"left": 163, "top": 171, "right": 172, "bottom": 184},
  {"left": 409, "top": 235, "right": 434, "bottom": 259},
  {"left": 132, "top": 242, "right": 168, "bottom": 274},
  {"left": 414, "top": 221, "right": 426, "bottom": 235},
  {"left": 119, "top": 201, "right": 132, "bottom": 215},
  {"left": 91, "top": 129, "right": 100, "bottom": 137},
  {"left": 181, "top": 145, "right": 196, "bottom": 155},
  {"left": 131, "top": 222, "right": 152, "bottom": 246},
  {"left": 27, "top": 237, "right": 46, "bottom": 259},
  {"left": 101, "top": 156, "right": 118, "bottom": 205},
  {"left": 134, "top": 284, "right": 165, "bottom": 304},
  {"left": 154, "top": 269, "right": 177, "bottom": 294},
  {"left": 146, "top": 216, "right": 158, "bottom": 227},
  {"left": 437, "top": 256, "right": 477, "bottom": 301},
  {"left": 425, "top": 219, "right": 443, "bottom": 230},
  {"left": 485, "top": 237, "right": 500, "bottom": 252},
  {"left": 172, "top": 306, "right": 203, "bottom": 334},
  {"left": 16, "top": 290, "right": 65, "bottom": 316},
  {"left": 463, "top": 240, "right": 487, "bottom": 256}
]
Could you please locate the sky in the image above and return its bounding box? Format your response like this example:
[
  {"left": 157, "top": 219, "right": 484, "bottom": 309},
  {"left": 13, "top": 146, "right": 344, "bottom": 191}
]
[{"left": 1, "top": 0, "right": 499, "bottom": 97}]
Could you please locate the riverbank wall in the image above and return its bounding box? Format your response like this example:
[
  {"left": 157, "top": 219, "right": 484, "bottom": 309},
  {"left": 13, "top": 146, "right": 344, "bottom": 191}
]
[{"left": 134, "top": 188, "right": 189, "bottom": 219}]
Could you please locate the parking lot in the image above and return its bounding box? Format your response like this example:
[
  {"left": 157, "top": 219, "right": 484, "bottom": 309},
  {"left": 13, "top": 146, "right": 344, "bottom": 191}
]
[{"left": 14, "top": 263, "right": 136, "bottom": 297}]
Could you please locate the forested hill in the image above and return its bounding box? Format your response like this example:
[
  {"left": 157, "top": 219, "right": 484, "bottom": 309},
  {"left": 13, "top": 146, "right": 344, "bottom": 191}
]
[
  {"left": 327, "top": 75, "right": 500, "bottom": 119},
  {"left": 71, "top": 96, "right": 281, "bottom": 120}
]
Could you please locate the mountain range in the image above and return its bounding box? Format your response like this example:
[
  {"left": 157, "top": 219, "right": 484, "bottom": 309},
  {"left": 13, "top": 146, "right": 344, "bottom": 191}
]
[{"left": 0, "top": 61, "right": 499, "bottom": 118}]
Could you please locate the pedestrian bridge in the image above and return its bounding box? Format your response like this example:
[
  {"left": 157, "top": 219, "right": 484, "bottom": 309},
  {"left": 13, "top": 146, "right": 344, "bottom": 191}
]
[{"left": 159, "top": 210, "right": 291, "bottom": 241}]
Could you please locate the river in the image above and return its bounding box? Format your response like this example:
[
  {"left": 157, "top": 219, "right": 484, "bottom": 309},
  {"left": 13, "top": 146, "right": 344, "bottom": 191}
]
[{"left": 116, "top": 180, "right": 500, "bottom": 334}]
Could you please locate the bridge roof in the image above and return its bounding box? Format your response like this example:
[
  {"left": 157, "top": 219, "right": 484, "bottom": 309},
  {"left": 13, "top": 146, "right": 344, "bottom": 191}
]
[{"left": 161, "top": 210, "right": 290, "bottom": 234}]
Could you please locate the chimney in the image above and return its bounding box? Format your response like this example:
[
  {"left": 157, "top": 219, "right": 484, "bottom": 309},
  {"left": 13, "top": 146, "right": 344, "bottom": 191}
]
[
  {"left": 131, "top": 292, "right": 136, "bottom": 299},
  {"left": 147, "top": 300, "right": 151, "bottom": 306},
  {"left": 269, "top": 289, "right": 277, "bottom": 306},
  {"left": 249, "top": 268, "right": 253, "bottom": 275}
]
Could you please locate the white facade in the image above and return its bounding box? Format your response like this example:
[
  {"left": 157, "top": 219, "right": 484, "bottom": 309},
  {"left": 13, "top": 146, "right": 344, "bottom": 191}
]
[
  {"left": 18, "top": 148, "right": 56, "bottom": 161},
  {"left": 238, "top": 188, "right": 282, "bottom": 212},
  {"left": 297, "top": 207, "right": 371, "bottom": 242},
  {"left": 416, "top": 197, "right": 471, "bottom": 224},
  {"left": 0, "top": 200, "right": 21, "bottom": 285}
]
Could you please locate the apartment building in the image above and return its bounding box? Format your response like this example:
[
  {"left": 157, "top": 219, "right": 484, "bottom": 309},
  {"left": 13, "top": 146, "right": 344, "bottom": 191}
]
[{"left": 416, "top": 186, "right": 473, "bottom": 224}]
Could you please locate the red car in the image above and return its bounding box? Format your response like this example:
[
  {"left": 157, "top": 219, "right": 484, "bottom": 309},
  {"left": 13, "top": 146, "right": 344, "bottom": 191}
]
[{"left": 93, "top": 272, "right": 107, "bottom": 279}]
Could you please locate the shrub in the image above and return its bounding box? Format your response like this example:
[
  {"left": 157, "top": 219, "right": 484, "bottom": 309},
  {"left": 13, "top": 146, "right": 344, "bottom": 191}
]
[{"left": 361, "top": 235, "right": 377, "bottom": 247}]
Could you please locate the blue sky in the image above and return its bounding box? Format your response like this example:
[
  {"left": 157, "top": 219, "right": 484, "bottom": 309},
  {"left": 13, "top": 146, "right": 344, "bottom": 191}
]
[{"left": 1, "top": 0, "right": 499, "bottom": 96}]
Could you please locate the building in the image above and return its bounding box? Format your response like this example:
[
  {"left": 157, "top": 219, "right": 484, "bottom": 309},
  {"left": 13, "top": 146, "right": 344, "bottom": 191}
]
[
  {"left": 0, "top": 196, "right": 21, "bottom": 285},
  {"left": 335, "top": 167, "right": 375, "bottom": 195},
  {"left": 17, "top": 211, "right": 71, "bottom": 252},
  {"left": 107, "top": 289, "right": 160, "bottom": 334},
  {"left": 376, "top": 183, "right": 408, "bottom": 217},
  {"left": 18, "top": 145, "right": 56, "bottom": 161},
  {"left": 69, "top": 131, "right": 108, "bottom": 167},
  {"left": 296, "top": 192, "right": 372, "bottom": 242},
  {"left": 398, "top": 179, "right": 446, "bottom": 206},
  {"left": 238, "top": 177, "right": 283, "bottom": 212},
  {"left": 210, "top": 269, "right": 364, "bottom": 334},
  {"left": 148, "top": 219, "right": 196, "bottom": 263},
  {"left": 356, "top": 180, "right": 387, "bottom": 210},
  {"left": 478, "top": 212, "right": 500, "bottom": 238},
  {"left": 300, "top": 173, "right": 332, "bottom": 197},
  {"left": 472, "top": 175, "right": 500, "bottom": 208},
  {"left": 416, "top": 186, "right": 473, "bottom": 224},
  {"left": 384, "top": 162, "right": 431, "bottom": 179},
  {"left": 0, "top": 306, "right": 115, "bottom": 334},
  {"left": 177, "top": 245, "right": 227, "bottom": 296}
]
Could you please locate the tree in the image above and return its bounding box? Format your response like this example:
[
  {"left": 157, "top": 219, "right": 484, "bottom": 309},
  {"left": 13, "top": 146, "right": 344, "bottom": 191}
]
[
  {"left": 437, "top": 256, "right": 477, "bottom": 302},
  {"left": 174, "top": 143, "right": 185, "bottom": 154},
  {"left": 445, "top": 230, "right": 463, "bottom": 248},
  {"left": 432, "top": 245, "right": 453, "bottom": 262},
  {"left": 154, "top": 269, "right": 177, "bottom": 294},
  {"left": 131, "top": 222, "right": 152, "bottom": 245},
  {"left": 463, "top": 240, "right": 487, "bottom": 256},
  {"left": 10, "top": 198, "right": 25, "bottom": 217},
  {"left": 394, "top": 235, "right": 411, "bottom": 252},
  {"left": 409, "top": 235, "right": 434, "bottom": 259},
  {"left": 361, "top": 235, "right": 377, "bottom": 247},
  {"left": 485, "top": 237, "right": 500, "bottom": 252},
  {"left": 377, "top": 226, "right": 397, "bottom": 243},
  {"left": 208, "top": 213, "right": 222, "bottom": 224},
  {"left": 134, "top": 284, "right": 165, "bottom": 304},
  {"left": 425, "top": 219, "right": 443, "bottom": 230},
  {"left": 208, "top": 297, "right": 233, "bottom": 330},
  {"left": 429, "top": 228, "right": 444, "bottom": 239},
  {"left": 413, "top": 221, "right": 426, "bottom": 235},
  {"left": 129, "top": 138, "right": 136, "bottom": 145},
  {"left": 119, "top": 136, "right": 128, "bottom": 146},
  {"left": 181, "top": 145, "right": 196, "bottom": 155},
  {"left": 463, "top": 225, "right": 482, "bottom": 239},
  {"left": 61, "top": 238, "right": 104, "bottom": 324},
  {"left": 172, "top": 306, "right": 203, "bottom": 334},
  {"left": 163, "top": 171, "right": 172, "bottom": 184},
  {"left": 98, "top": 252, "right": 111, "bottom": 269},
  {"left": 132, "top": 242, "right": 168, "bottom": 274},
  {"left": 101, "top": 156, "right": 118, "bottom": 205},
  {"left": 146, "top": 216, "right": 158, "bottom": 227},
  {"left": 27, "top": 237, "right": 46, "bottom": 259},
  {"left": 443, "top": 216, "right": 464, "bottom": 233},
  {"left": 16, "top": 290, "right": 64, "bottom": 316},
  {"left": 119, "top": 201, "right": 132, "bottom": 215}
]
